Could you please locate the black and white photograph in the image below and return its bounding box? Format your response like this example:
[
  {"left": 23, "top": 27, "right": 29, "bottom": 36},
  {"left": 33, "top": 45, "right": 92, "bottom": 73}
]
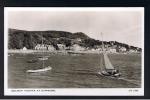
[{"left": 4, "top": 7, "right": 144, "bottom": 96}]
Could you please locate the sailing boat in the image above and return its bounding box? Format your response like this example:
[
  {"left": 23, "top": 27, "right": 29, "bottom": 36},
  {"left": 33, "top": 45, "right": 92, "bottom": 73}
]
[
  {"left": 26, "top": 33, "right": 52, "bottom": 73},
  {"left": 98, "top": 33, "right": 121, "bottom": 77},
  {"left": 38, "top": 36, "right": 49, "bottom": 61},
  {"left": 38, "top": 56, "right": 48, "bottom": 61}
]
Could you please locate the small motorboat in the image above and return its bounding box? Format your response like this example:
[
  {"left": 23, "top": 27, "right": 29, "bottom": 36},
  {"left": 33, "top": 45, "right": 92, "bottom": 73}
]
[
  {"left": 26, "top": 33, "right": 52, "bottom": 73},
  {"left": 26, "top": 66, "right": 52, "bottom": 73},
  {"left": 38, "top": 57, "right": 48, "bottom": 61}
]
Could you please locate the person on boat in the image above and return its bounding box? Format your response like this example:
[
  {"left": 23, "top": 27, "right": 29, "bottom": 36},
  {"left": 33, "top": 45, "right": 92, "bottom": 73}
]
[
  {"left": 106, "top": 69, "right": 119, "bottom": 75},
  {"left": 112, "top": 69, "right": 119, "bottom": 75}
]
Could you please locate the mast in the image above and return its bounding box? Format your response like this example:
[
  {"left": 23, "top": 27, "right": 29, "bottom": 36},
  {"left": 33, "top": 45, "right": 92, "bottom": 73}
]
[
  {"left": 101, "top": 32, "right": 115, "bottom": 70},
  {"left": 42, "top": 32, "right": 44, "bottom": 68},
  {"left": 101, "top": 32, "right": 104, "bottom": 52},
  {"left": 100, "top": 32, "right": 104, "bottom": 71}
]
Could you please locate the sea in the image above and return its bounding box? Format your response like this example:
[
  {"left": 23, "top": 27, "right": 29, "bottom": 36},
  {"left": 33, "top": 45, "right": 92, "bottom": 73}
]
[{"left": 8, "top": 53, "right": 141, "bottom": 88}]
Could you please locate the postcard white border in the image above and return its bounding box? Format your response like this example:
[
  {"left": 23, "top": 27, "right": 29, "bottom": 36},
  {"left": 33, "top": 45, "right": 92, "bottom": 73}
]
[{"left": 4, "top": 7, "right": 144, "bottom": 96}]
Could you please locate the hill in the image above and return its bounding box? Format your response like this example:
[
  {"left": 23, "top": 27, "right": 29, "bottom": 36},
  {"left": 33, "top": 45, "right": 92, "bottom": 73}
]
[{"left": 8, "top": 28, "right": 141, "bottom": 52}]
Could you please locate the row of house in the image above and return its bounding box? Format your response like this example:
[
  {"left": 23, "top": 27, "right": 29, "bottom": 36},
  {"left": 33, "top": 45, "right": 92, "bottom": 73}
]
[
  {"left": 34, "top": 43, "right": 86, "bottom": 51},
  {"left": 22, "top": 43, "right": 140, "bottom": 53},
  {"left": 34, "top": 44, "right": 55, "bottom": 51}
]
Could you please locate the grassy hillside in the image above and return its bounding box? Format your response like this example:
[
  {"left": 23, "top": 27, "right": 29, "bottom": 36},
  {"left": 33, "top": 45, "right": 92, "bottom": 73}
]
[{"left": 8, "top": 28, "right": 141, "bottom": 52}]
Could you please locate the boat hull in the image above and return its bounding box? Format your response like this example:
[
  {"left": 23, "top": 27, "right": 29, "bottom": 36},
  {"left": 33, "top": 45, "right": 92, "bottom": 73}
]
[
  {"left": 38, "top": 57, "right": 48, "bottom": 61},
  {"left": 98, "top": 71, "right": 121, "bottom": 78},
  {"left": 26, "top": 66, "right": 52, "bottom": 73}
]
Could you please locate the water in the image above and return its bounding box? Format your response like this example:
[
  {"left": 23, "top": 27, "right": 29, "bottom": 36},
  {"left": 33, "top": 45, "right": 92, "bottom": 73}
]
[{"left": 8, "top": 53, "right": 141, "bottom": 88}]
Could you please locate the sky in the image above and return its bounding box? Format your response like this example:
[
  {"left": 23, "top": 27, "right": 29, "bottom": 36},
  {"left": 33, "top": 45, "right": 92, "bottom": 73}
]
[{"left": 7, "top": 8, "right": 144, "bottom": 47}]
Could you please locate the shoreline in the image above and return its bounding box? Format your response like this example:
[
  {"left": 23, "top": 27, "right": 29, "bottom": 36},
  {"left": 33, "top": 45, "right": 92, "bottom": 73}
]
[
  {"left": 8, "top": 49, "right": 100, "bottom": 54},
  {"left": 8, "top": 49, "right": 141, "bottom": 55}
]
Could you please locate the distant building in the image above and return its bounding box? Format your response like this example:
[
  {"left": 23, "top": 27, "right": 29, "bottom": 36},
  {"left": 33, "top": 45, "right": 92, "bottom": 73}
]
[
  {"left": 71, "top": 44, "right": 85, "bottom": 51},
  {"left": 116, "top": 46, "right": 126, "bottom": 53},
  {"left": 137, "top": 48, "right": 142, "bottom": 52},
  {"left": 57, "top": 44, "right": 66, "bottom": 50},
  {"left": 120, "top": 47, "right": 127, "bottom": 52},
  {"left": 75, "top": 38, "right": 82, "bottom": 42},
  {"left": 95, "top": 45, "right": 103, "bottom": 51},
  {"left": 129, "top": 49, "right": 136, "bottom": 53},
  {"left": 22, "top": 47, "right": 27, "bottom": 50},
  {"left": 35, "top": 44, "right": 47, "bottom": 50},
  {"left": 109, "top": 48, "right": 116, "bottom": 53},
  {"left": 110, "top": 41, "right": 115, "bottom": 46},
  {"left": 95, "top": 48, "right": 102, "bottom": 51},
  {"left": 65, "top": 46, "right": 71, "bottom": 50},
  {"left": 35, "top": 44, "right": 40, "bottom": 50},
  {"left": 91, "top": 48, "right": 96, "bottom": 51},
  {"left": 72, "top": 38, "right": 82, "bottom": 44},
  {"left": 47, "top": 45, "right": 55, "bottom": 51}
]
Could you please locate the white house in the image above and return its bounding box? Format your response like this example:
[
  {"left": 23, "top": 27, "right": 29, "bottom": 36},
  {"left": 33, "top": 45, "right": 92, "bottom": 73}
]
[
  {"left": 95, "top": 48, "right": 102, "bottom": 51},
  {"left": 109, "top": 48, "right": 116, "bottom": 53},
  {"left": 71, "top": 44, "right": 85, "bottom": 51},
  {"left": 35, "top": 44, "right": 47, "bottom": 50},
  {"left": 76, "top": 38, "right": 82, "bottom": 42},
  {"left": 91, "top": 48, "right": 96, "bottom": 51},
  {"left": 120, "top": 47, "right": 127, "bottom": 52},
  {"left": 57, "top": 44, "right": 66, "bottom": 50},
  {"left": 129, "top": 49, "right": 136, "bottom": 53},
  {"left": 22, "top": 47, "right": 27, "bottom": 50},
  {"left": 35, "top": 44, "right": 40, "bottom": 50},
  {"left": 47, "top": 45, "right": 55, "bottom": 51}
]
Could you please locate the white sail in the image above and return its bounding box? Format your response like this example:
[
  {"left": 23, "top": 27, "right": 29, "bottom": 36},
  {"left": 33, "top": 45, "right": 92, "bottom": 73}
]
[
  {"left": 103, "top": 52, "right": 114, "bottom": 70},
  {"left": 99, "top": 32, "right": 121, "bottom": 77},
  {"left": 100, "top": 32, "right": 114, "bottom": 70}
]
